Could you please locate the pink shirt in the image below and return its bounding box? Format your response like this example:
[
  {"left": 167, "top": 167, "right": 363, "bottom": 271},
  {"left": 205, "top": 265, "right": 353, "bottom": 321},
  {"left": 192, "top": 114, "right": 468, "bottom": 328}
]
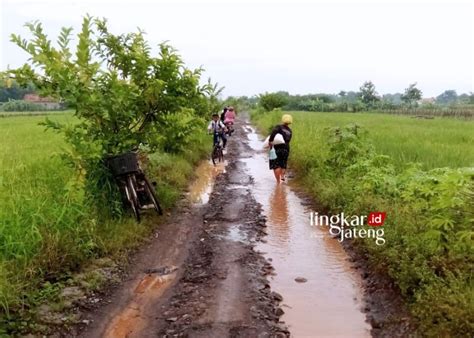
[{"left": 224, "top": 110, "right": 236, "bottom": 124}]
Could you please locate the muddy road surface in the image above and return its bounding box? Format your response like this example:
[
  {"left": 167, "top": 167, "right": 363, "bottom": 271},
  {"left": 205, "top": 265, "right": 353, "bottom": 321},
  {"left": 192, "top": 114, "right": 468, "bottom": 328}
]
[{"left": 77, "top": 116, "right": 409, "bottom": 337}]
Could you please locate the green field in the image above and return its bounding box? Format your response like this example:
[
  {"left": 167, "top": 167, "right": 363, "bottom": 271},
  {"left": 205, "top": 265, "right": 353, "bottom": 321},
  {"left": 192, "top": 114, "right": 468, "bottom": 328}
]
[
  {"left": 0, "top": 113, "right": 209, "bottom": 329},
  {"left": 0, "top": 110, "right": 70, "bottom": 118},
  {"left": 257, "top": 111, "right": 474, "bottom": 170},
  {"left": 252, "top": 110, "right": 474, "bottom": 336}
]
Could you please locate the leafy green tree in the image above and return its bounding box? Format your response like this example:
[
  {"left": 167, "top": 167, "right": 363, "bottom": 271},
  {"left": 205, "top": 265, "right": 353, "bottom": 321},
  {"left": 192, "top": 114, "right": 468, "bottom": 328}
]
[
  {"left": 457, "top": 93, "right": 471, "bottom": 104},
  {"left": 4, "top": 16, "right": 220, "bottom": 215},
  {"left": 469, "top": 92, "right": 474, "bottom": 104},
  {"left": 382, "top": 93, "right": 402, "bottom": 105},
  {"left": 358, "top": 81, "right": 380, "bottom": 107},
  {"left": 436, "top": 90, "right": 458, "bottom": 105},
  {"left": 0, "top": 79, "right": 35, "bottom": 102},
  {"left": 224, "top": 96, "right": 257, "bottom": 112},
  {"left": 258, "top": 92, "right": 288, "bottom": 111},
  {"left": 401, "top": 83, "right": 423, "bottom": 107}
]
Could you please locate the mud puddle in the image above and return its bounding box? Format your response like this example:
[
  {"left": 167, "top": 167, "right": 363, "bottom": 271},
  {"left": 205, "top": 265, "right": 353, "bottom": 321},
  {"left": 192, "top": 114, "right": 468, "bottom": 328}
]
[
  {"left": 187, "top": 160, "right": 226, "bottom": 205},
  {"left": 242, "top": 123, "right": 371, "bottom": 337},
  {"left": 103, "top": 271, "right": 176, "bottom": 337}
]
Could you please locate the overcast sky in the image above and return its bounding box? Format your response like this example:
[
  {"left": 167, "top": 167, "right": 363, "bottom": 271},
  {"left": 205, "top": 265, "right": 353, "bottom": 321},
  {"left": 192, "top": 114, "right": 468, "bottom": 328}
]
[{"left": 1, "top": 0, "right": 473, "bottom": 97}]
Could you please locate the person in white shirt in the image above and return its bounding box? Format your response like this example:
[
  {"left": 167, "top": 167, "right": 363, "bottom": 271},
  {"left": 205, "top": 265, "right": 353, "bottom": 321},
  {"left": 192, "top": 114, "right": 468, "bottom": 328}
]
[{"left": 207, "top": 113, "right": 227, "bottom": 149}]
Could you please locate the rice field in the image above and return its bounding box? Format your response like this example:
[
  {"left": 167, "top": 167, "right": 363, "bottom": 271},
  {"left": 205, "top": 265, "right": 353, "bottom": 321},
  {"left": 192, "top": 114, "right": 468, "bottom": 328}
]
[
  {"left": 251, "top": 110, "right": 474, "bottom": 336},
  {"left": 0, "top": 112, "right": 209, "bottom": 316},
  {"left": 255, "top": 111, "right": 474, "bottom": 170}
]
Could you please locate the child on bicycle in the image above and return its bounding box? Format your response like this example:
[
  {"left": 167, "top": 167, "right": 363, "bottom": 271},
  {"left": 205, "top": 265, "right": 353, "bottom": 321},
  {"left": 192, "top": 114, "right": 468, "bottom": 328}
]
[
  {"left": 223, "top": 106, "right": 236, "bottom": 136},
  {"left": 207, "top": 113, "right": 227, "bottom": 149}
]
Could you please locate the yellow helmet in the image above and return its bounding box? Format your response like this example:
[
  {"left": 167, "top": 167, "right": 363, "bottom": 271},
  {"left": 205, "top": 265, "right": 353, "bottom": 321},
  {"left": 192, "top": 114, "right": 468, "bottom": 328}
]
[{"left": 282, "top": 114, "right": 293, "bottom": 124}]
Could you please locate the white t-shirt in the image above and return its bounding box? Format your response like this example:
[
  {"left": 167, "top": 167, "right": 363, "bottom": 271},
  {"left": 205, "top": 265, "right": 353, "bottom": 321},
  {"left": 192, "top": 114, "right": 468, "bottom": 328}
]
[{"left": 207, "top": 120, "right": 226, "bottom": 132}]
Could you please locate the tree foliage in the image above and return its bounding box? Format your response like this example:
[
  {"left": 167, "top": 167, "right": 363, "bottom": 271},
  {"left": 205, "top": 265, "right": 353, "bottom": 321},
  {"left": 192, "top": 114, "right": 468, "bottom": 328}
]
[
  {"left": 358, "top": 81, "right": 380, "bottom": 107},
  {"left": 259, "top": 92, "right": 288, "bottom": 111},
  {"left": 401, "top": 83, "right": 422, "bottom": 107},
  {"left": 0, "top": 80, "right": 35, "bottom": 102},
  {"left": 436, "top": 90, "right": 458, "bottom": 105},
  {"left": 4, "top": 16, "right": 222, "bottom": 214}
]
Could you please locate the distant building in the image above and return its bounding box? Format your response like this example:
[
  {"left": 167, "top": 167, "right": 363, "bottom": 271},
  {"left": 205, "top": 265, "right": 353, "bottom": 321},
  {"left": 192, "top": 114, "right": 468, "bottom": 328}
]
[
  {"left": 419, "top": 97, "right": 436, "bottom": 105},
  {"left": 23, "top": 94, "right": 61, "bottom": 109}
]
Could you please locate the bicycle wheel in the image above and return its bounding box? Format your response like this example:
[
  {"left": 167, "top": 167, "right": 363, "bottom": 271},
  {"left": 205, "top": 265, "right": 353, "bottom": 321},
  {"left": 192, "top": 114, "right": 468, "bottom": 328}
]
[
  {"left": 125, "top": 175, "right": 141, "bottom": 222},
  {"left": 143, "top": 176, "right": 163, "bottom": 215},
  {"left": 212, "top": 146, "right": 219, "bottom": 165},
  {"left": 218, "top": 148, "right": 224, "bottom": 163}
]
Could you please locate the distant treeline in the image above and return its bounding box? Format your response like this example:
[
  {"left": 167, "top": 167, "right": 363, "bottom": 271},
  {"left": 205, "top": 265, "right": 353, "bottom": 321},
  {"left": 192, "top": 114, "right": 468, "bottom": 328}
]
[
  {"left": 227, "top": 82, "right": 474, "bottom": 118},
  {"left": 0, "top": 80, "right": 35, "bottom": 102},
  {"left": 0, "top": 100, "right": 65, "bottom": 112}
]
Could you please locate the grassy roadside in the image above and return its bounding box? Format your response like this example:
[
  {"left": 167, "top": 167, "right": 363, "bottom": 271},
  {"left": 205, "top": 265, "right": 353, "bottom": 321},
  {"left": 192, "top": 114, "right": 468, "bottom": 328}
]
[
  {"left": 252, "top": 110, "right": 474, "bottom": 336},
  {"left": 0, "top": 113, "right": 211, "bottom": 334}
]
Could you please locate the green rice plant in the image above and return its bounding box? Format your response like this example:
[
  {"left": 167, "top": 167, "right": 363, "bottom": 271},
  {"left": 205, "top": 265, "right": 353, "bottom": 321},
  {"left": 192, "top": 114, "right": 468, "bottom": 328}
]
[{"left": 0, "top": 113, "right": 210, "bottom": 332}]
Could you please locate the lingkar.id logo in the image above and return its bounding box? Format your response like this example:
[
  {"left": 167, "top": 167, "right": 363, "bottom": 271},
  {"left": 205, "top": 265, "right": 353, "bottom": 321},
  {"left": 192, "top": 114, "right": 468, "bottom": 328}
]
[{"left": 310, "top": 212, "right": 386, "bottom": 245}]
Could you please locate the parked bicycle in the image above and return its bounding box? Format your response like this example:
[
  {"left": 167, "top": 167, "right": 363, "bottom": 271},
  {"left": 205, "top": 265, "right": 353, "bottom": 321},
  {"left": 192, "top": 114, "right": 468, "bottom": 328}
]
[
  {"left": 107, "top": 151, "right": 163, "bottom": 222},
  {"left": 211, "top": 132, "right": 225, "bottom": 165}
]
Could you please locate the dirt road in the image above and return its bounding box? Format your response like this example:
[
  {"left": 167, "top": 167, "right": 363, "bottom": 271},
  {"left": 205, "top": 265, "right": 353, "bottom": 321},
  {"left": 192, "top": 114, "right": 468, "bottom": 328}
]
[
  {"left": 80, "top": 117, "right": 287, "bottom": 337},
  {"left": 77, "top": 116, "right": 411, "bottom": 337}
]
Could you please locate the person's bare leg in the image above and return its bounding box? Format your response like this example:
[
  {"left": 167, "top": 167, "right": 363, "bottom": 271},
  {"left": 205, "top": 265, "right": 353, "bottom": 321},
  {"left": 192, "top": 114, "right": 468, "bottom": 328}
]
[
  {"left": 273, "top": 169, "right": 280, "bottom": 182},
  {"left": 281, "top": 168, "right": 286, "bottom": 181},
  {"left": 274, "top": 168, "right": 282, "bottom": 183}
]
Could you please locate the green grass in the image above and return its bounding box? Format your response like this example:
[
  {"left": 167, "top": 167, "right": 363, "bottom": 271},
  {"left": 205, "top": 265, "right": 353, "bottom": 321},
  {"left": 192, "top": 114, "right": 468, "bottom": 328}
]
[
  {"left": 0, "top": 112, "right": 210, "bottom": 332},
  {"left": 256, "top": 111, "right": 474, "bottom": 170},
  {"left": 0, "top": 110, "right": 71, "bottom": 117}
]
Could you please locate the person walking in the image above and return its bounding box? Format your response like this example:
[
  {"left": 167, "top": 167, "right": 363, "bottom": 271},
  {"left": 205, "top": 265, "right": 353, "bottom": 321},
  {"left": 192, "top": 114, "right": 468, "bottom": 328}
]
[{"left": 268, "top": 114, "right": 293, "bottom": 183}]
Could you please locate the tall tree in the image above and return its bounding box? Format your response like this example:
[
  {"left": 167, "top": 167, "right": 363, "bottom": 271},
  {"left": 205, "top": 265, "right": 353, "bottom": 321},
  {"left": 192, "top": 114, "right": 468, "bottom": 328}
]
[
  {"left": 401, "top": 83, "right": 423, "bottom": 107},
  {"left": 436, "top": 90, "right": 458, "bottom": 105},
  {"left": 358, "top": 81, "right": 380, "bottom": 107}
]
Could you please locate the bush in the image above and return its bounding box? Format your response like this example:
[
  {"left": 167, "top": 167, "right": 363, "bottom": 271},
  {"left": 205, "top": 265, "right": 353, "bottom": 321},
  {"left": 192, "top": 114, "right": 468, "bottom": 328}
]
[
  {"left": 6, "top": 16, "right": 221, "bottom": 217},
  {"left": 259, "top": 92, "right": 288, "bottom": 111},
  {"left": 0, "top": 100, "right": 50, "bottom": 112}
]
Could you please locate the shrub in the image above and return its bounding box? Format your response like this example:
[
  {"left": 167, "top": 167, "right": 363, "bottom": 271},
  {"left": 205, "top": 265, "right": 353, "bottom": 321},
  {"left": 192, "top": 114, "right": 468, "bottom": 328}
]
[
  {"left": 0, "top": 100, "right": 49, "bottom": 112},
  {"left": 5, "top": 16, "right": 221, "bottom": 216},
  {"left": 259, "top": 92, "right": 288, "bottom": 111}
]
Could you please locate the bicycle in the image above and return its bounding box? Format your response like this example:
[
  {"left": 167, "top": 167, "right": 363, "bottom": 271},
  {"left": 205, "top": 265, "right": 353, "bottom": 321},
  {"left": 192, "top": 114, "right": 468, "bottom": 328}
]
[
  {"left": 225, "top": 121, "right": 235, "bottom": 136},
  {"left": 211, "top": 132, "right": 225, "bottom": 165},
  {"left": 107, "top": 152, "right": 163, "bottom": 222}
]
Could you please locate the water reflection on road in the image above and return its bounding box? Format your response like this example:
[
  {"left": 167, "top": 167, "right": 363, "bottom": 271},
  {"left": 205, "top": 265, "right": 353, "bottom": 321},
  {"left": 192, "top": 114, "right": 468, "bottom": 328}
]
[
  {"left": 242, "top": 123, "right": 371, "bottom": 337},
  {"left": 187, "top": 160, "right": 226, "bottom": 205}
]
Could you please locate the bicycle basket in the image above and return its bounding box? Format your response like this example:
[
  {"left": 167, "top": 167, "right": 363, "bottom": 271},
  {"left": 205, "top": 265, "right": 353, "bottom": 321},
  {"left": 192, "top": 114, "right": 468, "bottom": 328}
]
[{"left": 107, "top": 152, "right": 140, "bottom": 176}]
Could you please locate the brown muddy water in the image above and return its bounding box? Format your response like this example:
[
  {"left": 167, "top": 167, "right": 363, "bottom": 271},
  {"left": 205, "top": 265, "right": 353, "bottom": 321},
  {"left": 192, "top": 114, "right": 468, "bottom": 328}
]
[
  {"left": 103, "top": 273, "right": 176, "bottom": 338},
  {"left": 242, "top": 123, "right": 371, "bottom": 337},
  {"left": 187, "top": 160, "right": 226, "bottom": 205}
]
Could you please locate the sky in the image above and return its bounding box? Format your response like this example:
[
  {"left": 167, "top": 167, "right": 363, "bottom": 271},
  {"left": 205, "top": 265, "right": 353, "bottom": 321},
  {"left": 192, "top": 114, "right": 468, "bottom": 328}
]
[{"left": 0, "top": 0, "right": 473, "bottom": 98}]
